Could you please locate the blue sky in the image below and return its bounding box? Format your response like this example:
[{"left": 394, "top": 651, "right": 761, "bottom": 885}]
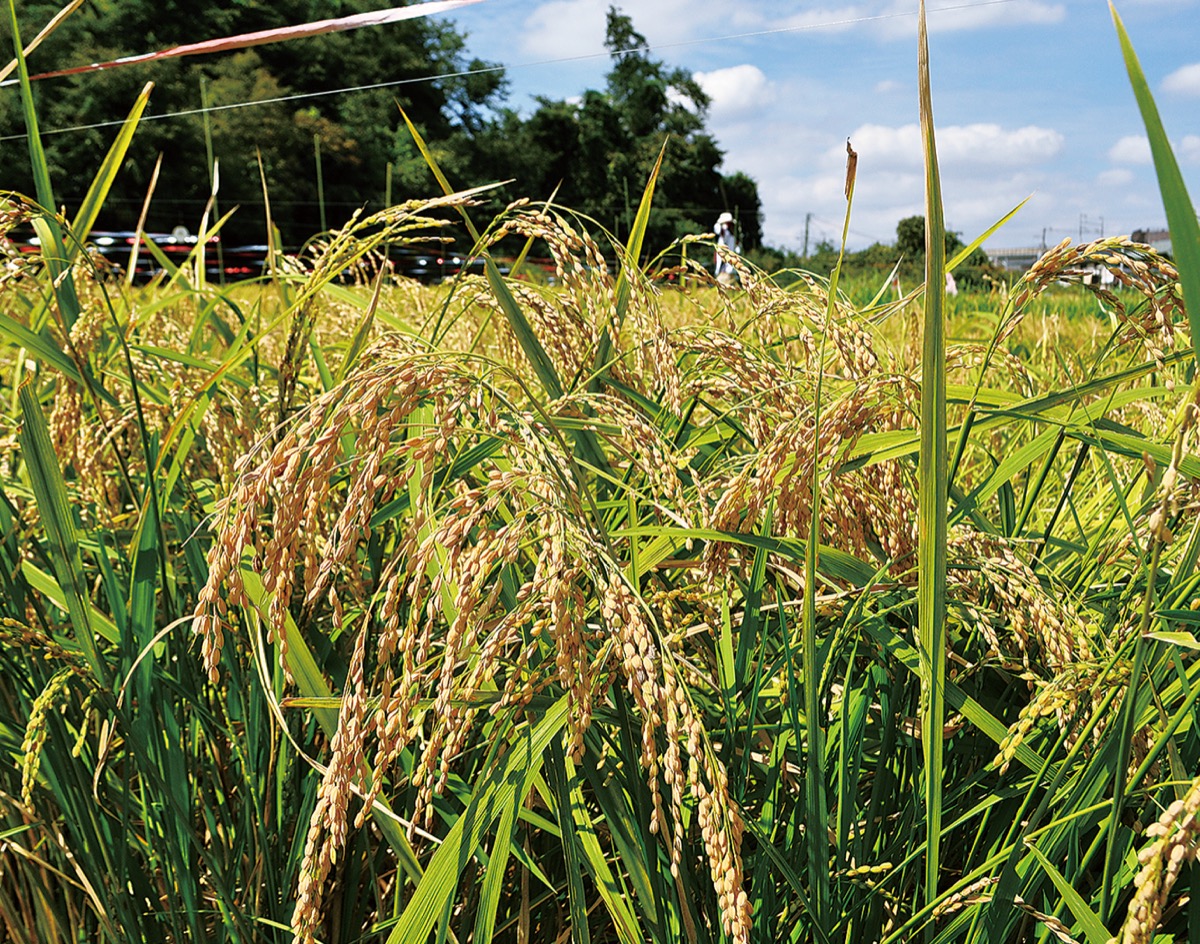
[{"left": 452, "top": 0, "right": 1200, "bottom": 251}]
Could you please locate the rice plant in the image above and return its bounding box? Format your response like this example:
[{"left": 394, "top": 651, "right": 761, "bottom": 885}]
[{"left": 2, "top": 3, "right": 1199, "bottom": 944}]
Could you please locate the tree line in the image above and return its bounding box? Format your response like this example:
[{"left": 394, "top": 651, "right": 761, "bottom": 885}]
[
  {"left": 1, "top": 2, "right": 762, "bottom": 255},
  {"left": 754, "top": 214, "right": 999, "bottom": 290}
]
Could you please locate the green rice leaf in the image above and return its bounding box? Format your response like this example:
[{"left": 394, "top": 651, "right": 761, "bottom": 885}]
[
  {"left": 1111, "top": 3, "right": 1200, "bottom": 364},
  {"left": 238, "top": 569, "right": 426, "bottom": 887},
  {"left": 615, "top": 525, "right": 876, "bottom": 586},
  {"left": 1144, "top": 630, "right": 1200, "bottom": 649},
  {"left": 589, "top": 139, "right": 666, "bottom": 393},
  {"left": 20, "top": 560, "right": 119, "bottom": 644},
  {"left": 0, "top": 0, "right": 86, "bottom": 85},
  {"left": 7, "top": 1, "right": 82, "bottom": 330},
  {"left": 335, "top": 263, "right": 384, "bottom": 384},
  {"left": 1023, "top": 843, "right": 1110, "bottom": 944},
  {"left": 385, "top": 701, "right": 568, "bottom": 944},
  {"left": 17, "top": 380, "right": 107, "bottom": 684},
  {"left": 69, "top": 82, "right": 153, "bottom": 250},
  {"left": 945, "top": 196, "right": 1030, "bottom": 273},
  {"left": 917, "top": 0, "right": 949, "bottom": 910},
  {"left": 544, "top": 740, "right": 592, "bottom": 944},
  {"left": 0, "top": 310, "right": 86, "bottom": 384},
  {"left": 561, "top": 772, "right": 643, "bottom": 944},
  {"left": 862, "top": 618, "right": 1054, "bottom": 777},
  {"left": 397, "top": 107, "right": 565, "bottom": 400},
  {"left": 470, "top": 769, "right": 524, "bottom": 944},
  {"left": 6, "top": 0, "right": 55, "bottom": 218}
]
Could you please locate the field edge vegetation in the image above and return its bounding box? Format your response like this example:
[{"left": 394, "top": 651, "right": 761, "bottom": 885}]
[{"left": 2, "top": 4, "right": 1199, "bottom": 944}]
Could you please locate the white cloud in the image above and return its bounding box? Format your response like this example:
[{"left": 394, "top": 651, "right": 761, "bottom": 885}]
[
  {"left": 838, "top": 124, "right": 922, "bottom": 165},
  {"left": 710, "top": 115, "right": 1069, "bottom": 249},
  {"left": 519, "top": 1, "right": 608, "bottom": 58},
  {"left": 779, "top": 5, "right": 882, "bottom": 34},
  {"left": 507, "top": 0, "right": 1069, "bottom": 48},
  {"left": 1109, "top": 135, "right": 1152, "bottom": 164},
  {"left": 493, "top": 0, "right": 1199, "bottom": 253},
  {"left": 516, "top": 0, "right": 760, "bottom": 57},
  {"left": 836, "top": 123, "right": 1062, "bottom": 170},
  {"left": 923, "top": 0, "right": 1065, "bottom": 32},
  {"left": 1097, "top": 168, "right": 1135, "bottom": 187},
  {"left": 1163, "top": 63, "right": 1200, "bottom": 95},
  {"left": 517, "top": 0, "right": 585, "bottom": 56},
  {"left": 780, "top": 0, "right": 1065, "bottom": 40},
  {"left": 940, "top": 124, "right": 1064, "bottom": 164},
  {"left": 1105, "top": 134, "right": 1200, "bottom": 165},
  {"left": 694, "top": 65, "right": 774, "bottom": 117}
]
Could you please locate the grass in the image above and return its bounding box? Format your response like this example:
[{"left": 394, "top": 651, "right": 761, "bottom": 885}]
[{"left": 2, "top": 4, "right": 1200, "bottom": 944}]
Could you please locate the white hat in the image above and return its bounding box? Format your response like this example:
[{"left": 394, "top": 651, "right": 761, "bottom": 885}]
[{"left": 716, "top": 212, "right": 734, "bottom": 225}]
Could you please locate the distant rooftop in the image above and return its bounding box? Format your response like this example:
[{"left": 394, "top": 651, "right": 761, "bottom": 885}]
[
  {"left": 1131, "top": 229, "right": 1172, "bottom": 255},
  {"left": 987, "top": 228, "right": 1176, "bottom": 271},
  {"left": 986, "top": 246, "right": 1045, "bottom": 271}
]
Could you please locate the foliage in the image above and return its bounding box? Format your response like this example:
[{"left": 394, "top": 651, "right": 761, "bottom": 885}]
[
  {"left": 3, "top": 192, "right": 1199, "bottom": 944},
  {"left": 0, "top": 0, "right": 504, "bottom": 243},
  {"left": 472, "top": 5, "right": 762, "bottom": 255},
  {"left": 895, "top": 213, "right": 1000, "bottom": 287},
  {"left": 0, "top": 2, "right": 760, "bottom": 259},
  {"left": 761, "top": 220, "right": 1006, "bottom": 294},
  {"left": 2, "top": 5, "right": 1200, "bottom": 944}
]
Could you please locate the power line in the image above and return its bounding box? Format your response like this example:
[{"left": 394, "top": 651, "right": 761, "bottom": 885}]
[
  {"left": 44, "top": 192, "right": 766, "bottom": 219},
  {"left": 4, "top": 0, "right": 484, "bottom": 85},
  {"left": 605, "top": 0, "right": 1020, "bottom": 57},
  {"left": 804, "top": 214, "right": 886, "bottom": 245},
  {"left": 0, "top": 0, "right": 1021, "bottom": 144}
]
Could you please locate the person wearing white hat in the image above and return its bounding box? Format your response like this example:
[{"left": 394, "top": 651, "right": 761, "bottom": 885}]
[{"left": 713, "top": 211, "right": 738, "bottom": 284}]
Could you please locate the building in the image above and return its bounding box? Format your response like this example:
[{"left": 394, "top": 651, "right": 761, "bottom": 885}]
[
  {"left": 987, "top": 225, "right": 1179, "bottom": 274},
  {"left": 986, "top": 246, "right": 1045, "bottom": 272},
  {"left": 1131, "top": 229, "right": 1172, "bottom": 256}
]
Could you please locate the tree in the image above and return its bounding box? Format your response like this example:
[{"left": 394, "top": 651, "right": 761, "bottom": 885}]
[
  {"left": 893, "top": 215, "right": 998, "bottom": 287},
  {"left": 474, "top": 6, "right": 762, "bottom": 256},
  {"left": 721, "top": 172, "right": 763, "bottom": 251},
  {"left": 2, "top": 3, "right": 760, "bottom": 255},
  {"left": 0, "top": 1, "right": 504, "bottom": 244},
  {"left": 896, "top": 214, "right": 983, "bottom": 259},
  {"left": 895, "top": 215, "right": 928, "bottom": 258}
]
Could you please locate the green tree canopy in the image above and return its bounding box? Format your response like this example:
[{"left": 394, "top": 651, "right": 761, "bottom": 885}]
[
  {"left": 893, "top": 214, "right": 998, "bottom": 288},
  {"left": 2, "top": 3, "right": 760, "bottom": 257},
  {"left": 896, "top": 213, "right": 978, "bottom": 259},
  {"left": 474, "top": 6, "right": 762, "bottom": 256},
  {"left": 1, "top": 1, "right": 504, "bottom": 244}
]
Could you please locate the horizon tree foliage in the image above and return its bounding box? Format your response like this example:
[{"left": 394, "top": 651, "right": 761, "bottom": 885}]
[
  {"left": 0, "top": 0, "right": 505, "bottom": 245},
  {"left": 894, "top": 213, "right": 998, "bottom": 285},
  {"left": 765, "top": 215, "right": 999, "bottom": 289},
  {"left": 474, "top": 6, "right": 763, "bottom": 254},
  {"left": 1, "top": 2, "right": 762, "bottom": 257}
]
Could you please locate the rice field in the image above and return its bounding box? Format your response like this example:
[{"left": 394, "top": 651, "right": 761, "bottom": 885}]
[{"left": 2, "top": 5, "right": 1200, "bottom": 944}]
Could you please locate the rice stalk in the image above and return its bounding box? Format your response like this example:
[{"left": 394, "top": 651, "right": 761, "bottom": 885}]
[{"left": 916, "top": 0, "right": 949, "bottom": 917}]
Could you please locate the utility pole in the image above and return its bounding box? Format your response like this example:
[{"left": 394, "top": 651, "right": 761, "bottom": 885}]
[
  {"left": 1078, "top": 214, "right": 1104, "bottom": 242},
  {"left": 200, "top": 76, "right": 225, "bottom": 284},
  {"left": 802, "top": 212, "right": 812, "bottom": 259},
  {"left": 314, "top": 134, "right": 327, "bottom": 235},
  {"left": 622, "top": 178, "right": 631, "bottom": 244}
]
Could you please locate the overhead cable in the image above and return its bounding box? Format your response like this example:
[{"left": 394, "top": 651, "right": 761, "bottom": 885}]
[{"left": 0, "top": 0, "right": 1021, "bottom": 144}]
